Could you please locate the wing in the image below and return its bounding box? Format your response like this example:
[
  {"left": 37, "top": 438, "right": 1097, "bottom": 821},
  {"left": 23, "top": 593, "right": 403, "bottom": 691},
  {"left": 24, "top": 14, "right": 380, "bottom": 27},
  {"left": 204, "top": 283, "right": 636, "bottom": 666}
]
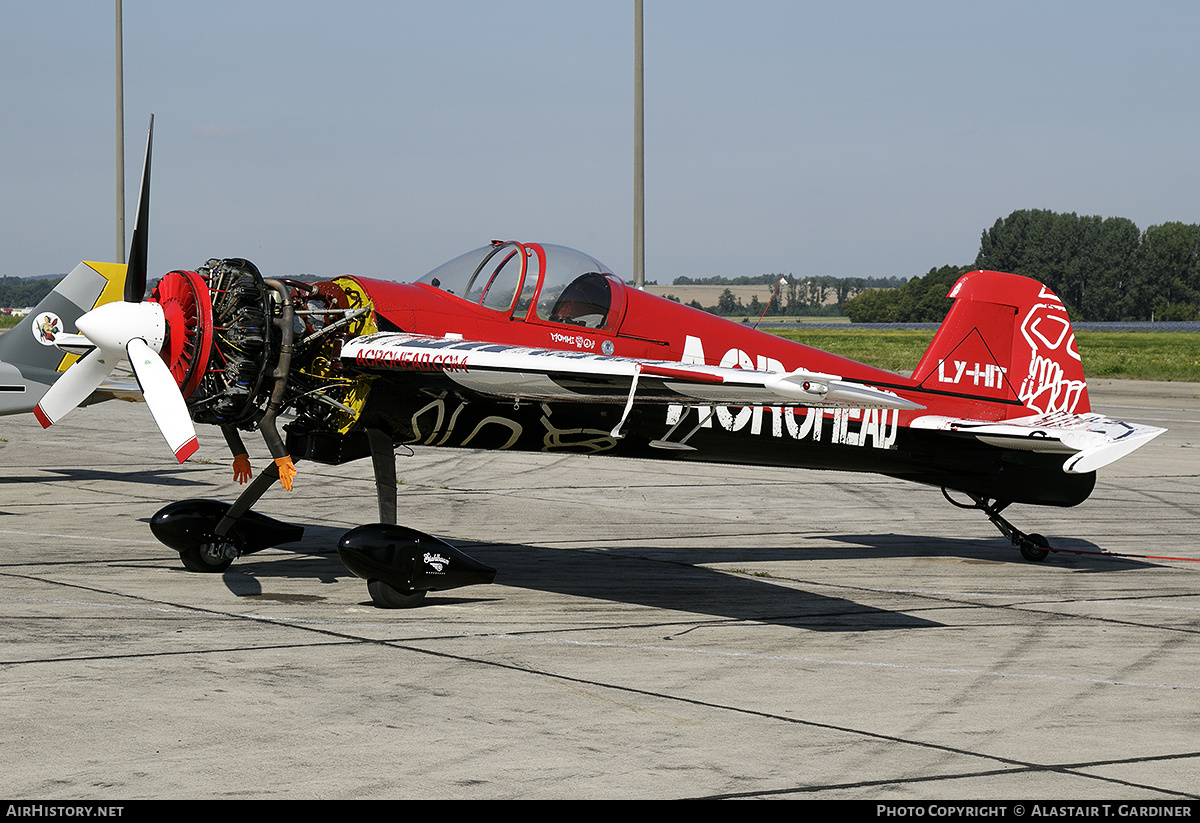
[
  {"left": 341, "top": 332, "right": 924, "bottom": 411},
  {"left": 910, "top": 411, "right": 1166, "bottom": 474}
]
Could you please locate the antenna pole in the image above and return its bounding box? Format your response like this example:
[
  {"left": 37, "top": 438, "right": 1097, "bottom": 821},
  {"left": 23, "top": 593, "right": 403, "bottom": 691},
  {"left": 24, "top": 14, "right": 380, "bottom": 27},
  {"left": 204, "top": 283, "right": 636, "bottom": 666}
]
[
  {"left": 633, "top": 0, "right": 644, "bottom": 289},
  {"left": 115, "top": 0, "right": 125, "bottom": 264}
]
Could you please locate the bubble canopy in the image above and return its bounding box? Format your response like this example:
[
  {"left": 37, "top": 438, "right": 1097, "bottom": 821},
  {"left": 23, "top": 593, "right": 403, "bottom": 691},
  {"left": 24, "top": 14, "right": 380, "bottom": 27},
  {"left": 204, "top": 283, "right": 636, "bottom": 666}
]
[{"left": 414, "top": 242, "right": 621, "bottom": 330}]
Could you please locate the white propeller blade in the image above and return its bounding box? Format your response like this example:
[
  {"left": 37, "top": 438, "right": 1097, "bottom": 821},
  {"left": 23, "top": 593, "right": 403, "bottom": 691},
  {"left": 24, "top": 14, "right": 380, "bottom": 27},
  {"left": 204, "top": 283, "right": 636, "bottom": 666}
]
[
  {"left": 127, "top": 337, "right": 199, "bottom": 462},
  {"left": 33, "top": 347, "right": 116, "bottom": 428},
  {"left": 34, "top": 300, "right": 199, "bottom": 463}
]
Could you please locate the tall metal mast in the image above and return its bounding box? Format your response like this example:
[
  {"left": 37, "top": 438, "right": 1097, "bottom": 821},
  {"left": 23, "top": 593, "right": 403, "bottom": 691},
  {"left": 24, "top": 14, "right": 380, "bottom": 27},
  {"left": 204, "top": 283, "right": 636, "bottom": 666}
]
[
  {"left": 633, "top": 0, "right": 644, "bottom": 289},
  {"left": 115, "top": 0, "right": 125, "bottom": 264}
]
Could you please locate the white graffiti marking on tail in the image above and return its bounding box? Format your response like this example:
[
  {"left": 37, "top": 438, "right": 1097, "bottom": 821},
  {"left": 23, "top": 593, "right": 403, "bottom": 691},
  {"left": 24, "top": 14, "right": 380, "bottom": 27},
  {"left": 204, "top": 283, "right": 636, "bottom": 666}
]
[{"left": 1018, "top": 300, "right": 1085, "bottom": 413}]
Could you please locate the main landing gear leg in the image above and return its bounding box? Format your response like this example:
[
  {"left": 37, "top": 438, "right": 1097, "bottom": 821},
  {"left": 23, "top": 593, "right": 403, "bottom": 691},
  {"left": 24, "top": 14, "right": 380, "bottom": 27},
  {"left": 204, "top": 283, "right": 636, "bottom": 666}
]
[
  {"left": 337, "top": 428, "right": 496, "bottom": 608},
  {"left": 150, "top": 460, "right": 305, "bottom": 572},
  {"left": 213, "top": 460, "right": 284, "bottom": 539},
  {"left": 942, "top": 489, "right": 1052, "bottom": 562},
  {"left": 366, "top": 428, "right": 397, "bottom": 526},
  {"left": 362, "top": 428, "right": 416, "bottom": 606}
]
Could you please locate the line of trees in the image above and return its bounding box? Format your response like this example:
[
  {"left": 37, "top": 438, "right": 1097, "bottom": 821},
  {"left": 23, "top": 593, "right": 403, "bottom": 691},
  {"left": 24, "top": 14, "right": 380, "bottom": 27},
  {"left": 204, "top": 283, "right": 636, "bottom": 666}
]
[
  {"left": 845, "top": 210, "right": 1200, "bottom": 322},
  {"left": 0, "top": 276, "right": 59, "bottom": 309},
  {"left": 842, "top": 265, "right": 969, "bottom": 323},
  {"left": 14, "top": 209, "right": 1198, "bottom": 323},
  {"left": 666, "top": 274, "right": 906, "bottom": 317}
]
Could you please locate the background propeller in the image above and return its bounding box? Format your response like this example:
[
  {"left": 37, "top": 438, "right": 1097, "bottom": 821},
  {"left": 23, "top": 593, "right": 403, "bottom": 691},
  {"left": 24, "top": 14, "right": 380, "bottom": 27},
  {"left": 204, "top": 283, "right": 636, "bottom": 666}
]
[{"left": 34, "top": 115, "right": 200, "bottom": 462}]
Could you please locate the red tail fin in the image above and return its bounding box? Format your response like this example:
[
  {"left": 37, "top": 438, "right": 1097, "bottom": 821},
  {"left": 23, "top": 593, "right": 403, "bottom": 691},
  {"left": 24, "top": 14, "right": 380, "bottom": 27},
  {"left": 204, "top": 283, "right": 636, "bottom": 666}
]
[{"left": 911, "top": 271, "right": 1090, "bottom": 418}]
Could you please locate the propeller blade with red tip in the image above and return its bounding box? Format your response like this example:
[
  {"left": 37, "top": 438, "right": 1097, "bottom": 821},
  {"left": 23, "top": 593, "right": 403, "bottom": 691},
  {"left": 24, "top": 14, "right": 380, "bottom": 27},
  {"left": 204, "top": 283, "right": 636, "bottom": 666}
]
[
  {"left": 33, "top": 348, "right": 114, "bottom": 429},
  {"left": 127, "top": 338, "right": 198, "bottom": 462}
]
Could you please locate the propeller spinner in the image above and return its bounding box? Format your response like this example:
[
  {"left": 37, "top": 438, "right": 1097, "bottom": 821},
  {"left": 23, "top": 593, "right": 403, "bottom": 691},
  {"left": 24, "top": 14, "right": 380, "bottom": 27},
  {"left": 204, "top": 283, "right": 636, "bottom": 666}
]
[{"left": 34, "top": 116, "right": 200, "bottom": 463}]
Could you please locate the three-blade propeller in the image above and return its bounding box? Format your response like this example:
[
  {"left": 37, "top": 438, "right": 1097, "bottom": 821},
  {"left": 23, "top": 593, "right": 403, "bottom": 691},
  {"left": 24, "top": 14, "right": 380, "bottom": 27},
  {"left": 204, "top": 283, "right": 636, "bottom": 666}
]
[{"left": 33, "top": 116, "right": 199, "bottom": 462}]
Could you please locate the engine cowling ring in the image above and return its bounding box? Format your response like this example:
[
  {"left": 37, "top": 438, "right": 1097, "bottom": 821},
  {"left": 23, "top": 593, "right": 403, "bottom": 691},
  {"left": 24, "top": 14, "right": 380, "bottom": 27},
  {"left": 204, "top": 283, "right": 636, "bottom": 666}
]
[{"left": 149, "top": 270, "right": 214, "bottom": 398}]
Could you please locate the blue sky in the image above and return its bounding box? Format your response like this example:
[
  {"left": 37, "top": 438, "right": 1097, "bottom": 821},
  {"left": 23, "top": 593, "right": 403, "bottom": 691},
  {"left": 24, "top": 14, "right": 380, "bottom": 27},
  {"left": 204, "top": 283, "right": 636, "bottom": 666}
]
[{"left": 3, "top": 1, "right": 1198, "bottom": 284}]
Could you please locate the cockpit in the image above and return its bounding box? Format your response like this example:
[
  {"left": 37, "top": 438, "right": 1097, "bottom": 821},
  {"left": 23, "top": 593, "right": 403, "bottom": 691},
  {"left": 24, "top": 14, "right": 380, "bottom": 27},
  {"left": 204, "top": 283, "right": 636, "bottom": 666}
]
[{"left": 414, "top": 242, "right": 625, "bottom": 332}]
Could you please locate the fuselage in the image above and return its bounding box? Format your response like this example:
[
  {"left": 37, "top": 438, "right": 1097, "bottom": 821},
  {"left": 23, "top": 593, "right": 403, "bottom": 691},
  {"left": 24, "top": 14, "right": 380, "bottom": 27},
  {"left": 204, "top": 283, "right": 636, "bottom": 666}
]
[{"left": 303, "top": 243, "right": 1095, "bottom": 508}]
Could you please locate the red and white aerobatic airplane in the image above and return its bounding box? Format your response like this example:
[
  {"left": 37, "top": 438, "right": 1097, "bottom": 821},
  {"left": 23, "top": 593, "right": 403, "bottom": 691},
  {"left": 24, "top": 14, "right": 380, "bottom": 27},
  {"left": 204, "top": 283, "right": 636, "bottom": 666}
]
[{"left": 35, "top": 120, "right": 1165, "bottom": 607}]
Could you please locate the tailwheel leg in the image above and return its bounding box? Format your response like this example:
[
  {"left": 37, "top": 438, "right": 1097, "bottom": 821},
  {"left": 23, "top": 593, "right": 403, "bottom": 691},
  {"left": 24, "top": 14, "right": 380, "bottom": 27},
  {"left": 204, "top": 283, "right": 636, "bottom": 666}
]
[{"left": 942, "top": 489, "right": 1052, "bottom": 561}]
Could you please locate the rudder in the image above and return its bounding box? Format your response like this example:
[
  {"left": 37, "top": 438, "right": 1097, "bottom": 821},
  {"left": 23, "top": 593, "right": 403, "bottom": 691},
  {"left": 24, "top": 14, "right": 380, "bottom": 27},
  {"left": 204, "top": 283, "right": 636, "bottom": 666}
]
[{"left": 911, "top": 270, "right": 1089, "bottom": 418}]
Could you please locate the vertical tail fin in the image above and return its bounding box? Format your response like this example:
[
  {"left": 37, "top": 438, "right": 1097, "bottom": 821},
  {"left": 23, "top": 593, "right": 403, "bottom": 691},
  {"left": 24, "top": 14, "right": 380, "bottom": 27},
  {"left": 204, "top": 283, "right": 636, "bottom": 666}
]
[
  {"left": 0, "top": 261, "right": 127, "bottom": 415},
  {"left": 911, "top": 270, "right": 1089, "bottom": 418}
]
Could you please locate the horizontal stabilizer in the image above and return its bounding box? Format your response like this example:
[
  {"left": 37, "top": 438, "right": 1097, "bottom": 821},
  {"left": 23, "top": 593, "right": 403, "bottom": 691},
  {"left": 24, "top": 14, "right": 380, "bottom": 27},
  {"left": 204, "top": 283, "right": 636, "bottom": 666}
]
[
  {"left": 47, "top": 332, "right": 95, "bottom": 357},
  {"left": 910, "top": 411, "right": 1165, "bottom": 474}
]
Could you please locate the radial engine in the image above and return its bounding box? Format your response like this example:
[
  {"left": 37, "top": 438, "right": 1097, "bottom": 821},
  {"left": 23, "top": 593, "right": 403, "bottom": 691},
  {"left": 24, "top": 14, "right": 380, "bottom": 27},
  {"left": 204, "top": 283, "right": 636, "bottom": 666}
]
[{"left": 150, "top": 257, "right": 379, "bottom": 462}]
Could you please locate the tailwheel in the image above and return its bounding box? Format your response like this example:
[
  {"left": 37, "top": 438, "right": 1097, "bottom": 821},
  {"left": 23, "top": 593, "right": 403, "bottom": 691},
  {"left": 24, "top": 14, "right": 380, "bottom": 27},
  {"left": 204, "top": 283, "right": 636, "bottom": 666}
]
[
  {"left": 367, "top": 580, "right": 427, "bottom": 609},
  {"left": 943, "top": 488, "right": 1056, "bottom": 562},
  {"left": 1020, "top": 533, "right": 1051, "bottom": 562}
]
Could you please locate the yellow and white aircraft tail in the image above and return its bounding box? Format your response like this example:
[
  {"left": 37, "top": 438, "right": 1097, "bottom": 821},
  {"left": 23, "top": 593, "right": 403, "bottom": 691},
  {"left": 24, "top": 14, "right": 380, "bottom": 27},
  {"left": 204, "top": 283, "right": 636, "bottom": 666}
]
[{"left": 0, "top": 261, "right": 130, "bottom": 416}]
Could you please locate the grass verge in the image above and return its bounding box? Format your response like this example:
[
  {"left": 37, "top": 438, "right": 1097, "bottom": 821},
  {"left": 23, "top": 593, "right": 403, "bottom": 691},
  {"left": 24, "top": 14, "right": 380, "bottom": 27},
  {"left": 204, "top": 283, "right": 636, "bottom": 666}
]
[{"left": 767, "top": 327, "right": 1200, "bottom": 383}]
